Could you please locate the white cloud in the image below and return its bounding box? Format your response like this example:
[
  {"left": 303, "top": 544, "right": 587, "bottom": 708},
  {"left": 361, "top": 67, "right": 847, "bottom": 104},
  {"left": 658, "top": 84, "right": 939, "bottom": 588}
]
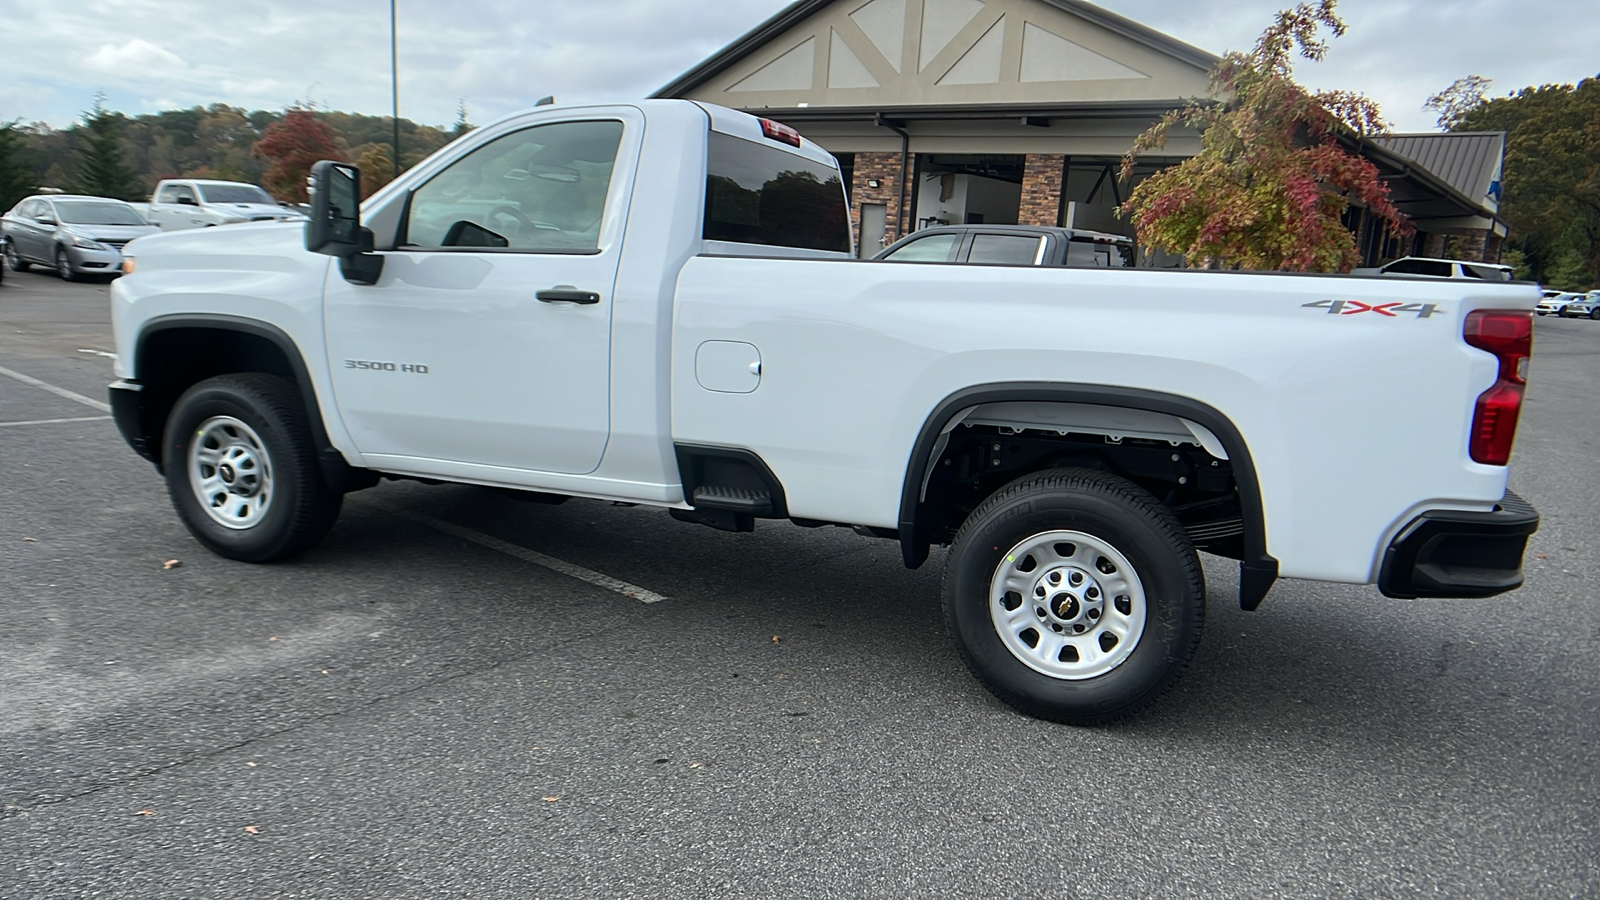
[
  {"left": 4, "top": 0, "right": 1597, "bottom": 132},
  {"left": 83, "top": 38, "right": 188, "bottom": 75}
]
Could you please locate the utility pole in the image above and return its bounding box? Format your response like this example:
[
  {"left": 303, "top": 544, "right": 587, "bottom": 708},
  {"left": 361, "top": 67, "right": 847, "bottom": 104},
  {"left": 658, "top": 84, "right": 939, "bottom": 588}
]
[{"left": 390, "top": 0, "right": 401, "bottom": 179}]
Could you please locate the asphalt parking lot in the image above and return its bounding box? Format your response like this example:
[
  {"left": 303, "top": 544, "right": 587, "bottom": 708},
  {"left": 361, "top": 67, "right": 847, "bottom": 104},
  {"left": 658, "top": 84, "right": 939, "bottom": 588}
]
[{"left": 1, "top": 270, "right": 1596, "bottom": 898}]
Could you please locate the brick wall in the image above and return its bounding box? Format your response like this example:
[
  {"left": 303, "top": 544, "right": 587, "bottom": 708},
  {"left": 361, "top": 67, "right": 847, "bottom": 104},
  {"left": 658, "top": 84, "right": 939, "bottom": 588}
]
[
  {"left": 1019, "top": 154, "right": 1064, "bottom": 227},
  {"left": 850, "top": 152, "right": 904, "bottom": 253}
]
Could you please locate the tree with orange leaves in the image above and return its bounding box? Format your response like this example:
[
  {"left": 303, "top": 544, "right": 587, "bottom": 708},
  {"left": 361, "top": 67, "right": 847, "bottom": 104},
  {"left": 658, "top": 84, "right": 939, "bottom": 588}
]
[
  {"left": 1119, "top": 1, "right": 1408, "bottom": 272},
  {"left": 251, "top": 106, "right": 344, "bottom": 203}
]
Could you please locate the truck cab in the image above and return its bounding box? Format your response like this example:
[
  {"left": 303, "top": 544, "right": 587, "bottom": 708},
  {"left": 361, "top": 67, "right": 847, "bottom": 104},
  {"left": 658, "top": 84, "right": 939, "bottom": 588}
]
[{"left": 145, "top": 179, "right": 304, "bottom": 230}]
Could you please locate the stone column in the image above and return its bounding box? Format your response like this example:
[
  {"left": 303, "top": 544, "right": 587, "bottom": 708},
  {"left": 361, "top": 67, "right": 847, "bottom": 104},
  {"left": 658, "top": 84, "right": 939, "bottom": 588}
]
[
  {"left": 850, "top": 153, "right": 905, "bottom": 252},
  {"left": 1019, "top": 154, "right": 1065, "bottom": 227},
  {"left": 1421, "top": 232, "right": 1447, "bottom": 259}
]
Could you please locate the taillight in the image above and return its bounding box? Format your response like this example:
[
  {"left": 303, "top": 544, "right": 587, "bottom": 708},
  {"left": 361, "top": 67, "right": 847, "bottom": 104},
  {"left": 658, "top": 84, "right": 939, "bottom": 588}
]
[
  {"left": 1463, "top": 310, "right": 1532, "bottom": 465},
  {"left": 759, "top": 118, "right": 803, "bottom": 148}
]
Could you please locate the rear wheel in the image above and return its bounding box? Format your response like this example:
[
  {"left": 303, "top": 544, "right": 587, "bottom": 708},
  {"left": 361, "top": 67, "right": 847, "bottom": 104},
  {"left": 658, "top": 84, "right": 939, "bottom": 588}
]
[
  {"left": 1590, "top": 308, "right": 1600, "bottom": 321},
  {"left": 942, "top": 468, "right": 1205, "bottom": 725},
  {"left": 163, "top": 373, "right": 342, "bottom": 562},
  {"left": 5, "top": 242, "right": 27, "bottom": 272}
]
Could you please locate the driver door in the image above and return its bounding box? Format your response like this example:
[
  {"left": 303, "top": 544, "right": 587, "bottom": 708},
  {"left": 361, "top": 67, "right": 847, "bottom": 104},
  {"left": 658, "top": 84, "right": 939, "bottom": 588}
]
[{"left": 323, "top": 110, "right": 641, "bottom": 477}]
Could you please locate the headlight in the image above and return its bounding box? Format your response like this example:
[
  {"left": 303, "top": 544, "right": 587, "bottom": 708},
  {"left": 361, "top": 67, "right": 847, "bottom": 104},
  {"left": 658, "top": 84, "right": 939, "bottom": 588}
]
[{"left": 68, "top": 234, "right": 110, "bottom": 251}]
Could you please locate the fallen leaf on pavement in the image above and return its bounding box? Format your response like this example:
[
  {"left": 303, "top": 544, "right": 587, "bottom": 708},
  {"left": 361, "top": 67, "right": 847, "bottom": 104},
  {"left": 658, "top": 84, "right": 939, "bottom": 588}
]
[
  {"left": 245, "top": 762, "right": 257, "bottom": 767},
  {"left": 689, "top": 763, "right": 702, "bottom": 769},
  {"left": 162, "top": 559, "right": 181, "bottom": 569},
  {"left": 771, "top": 635, "right": 781, "bottom": 643},
  {"left": 243, "top": 825, "right": 260, "bottom": 834},
  {"left": 541, "top": 796, "right": 560, "bottom": 802},
  {"left": 268, "top": 636, "right": 279, "bottom": 642},
  {"left": 22, "top": 537, "right": 37, "bottom": 542},
  {"left": 134, "top": 809, "right": 155, "bottom": 817},
  {"left": 1534, "top": 552, "right": 1547, "bottom": 559}
]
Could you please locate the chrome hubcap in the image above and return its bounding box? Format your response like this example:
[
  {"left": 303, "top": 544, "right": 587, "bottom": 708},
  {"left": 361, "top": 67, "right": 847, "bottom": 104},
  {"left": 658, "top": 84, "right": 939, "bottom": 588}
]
[
  {"left": 989, "top": 530, "right": 1147, "bottom": 679},
  {"left": 189, "top": 416, "right": 274, "bottom": 529}
]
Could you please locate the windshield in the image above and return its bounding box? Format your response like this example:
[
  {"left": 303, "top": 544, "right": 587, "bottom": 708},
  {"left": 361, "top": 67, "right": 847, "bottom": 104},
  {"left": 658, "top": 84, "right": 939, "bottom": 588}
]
[
  {"left": 197, "top": 184, "right": 277, "bottom": 204},
  {"left": 53, "top": 201, "right": 148, "bottom": 226}
]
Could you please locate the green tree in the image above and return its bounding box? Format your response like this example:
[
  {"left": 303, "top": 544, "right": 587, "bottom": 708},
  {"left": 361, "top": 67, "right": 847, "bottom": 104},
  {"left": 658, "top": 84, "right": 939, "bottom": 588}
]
[
  {"left": 1446, "top": 78, "right": 1600, "bottom": 288},
  {"left": 1119, "top": 1, "right": 1407, "bottom": 271},
  {"left": 251, "top": 106, "right": 345, "bottom": 202},
  {"left": 72, "top": 94, "right": 142, "bottom": 200},
  {"left": 0, "top": 120, "right": 36, "bottom": 210}
]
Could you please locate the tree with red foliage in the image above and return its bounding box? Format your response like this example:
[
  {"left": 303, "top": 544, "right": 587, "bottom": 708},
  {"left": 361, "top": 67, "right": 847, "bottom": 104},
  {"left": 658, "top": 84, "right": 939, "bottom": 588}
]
[
  {"left": 251, "top": 106, "right": 343, "bottom": 203},
  {"left": 1119, "top": 1, "right": 1408, "bottom": 272}
]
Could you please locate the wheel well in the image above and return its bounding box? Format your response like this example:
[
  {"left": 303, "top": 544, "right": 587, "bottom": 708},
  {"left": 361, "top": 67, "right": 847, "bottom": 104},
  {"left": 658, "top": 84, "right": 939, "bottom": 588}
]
[
  {"left": 900, "top": 385, "right": 1279, "bottom": 609},
  {"left": 134, "top": 325, "right": 306, "bottom": 468},
  {"left": 919, "top": 419, "right": 1243, "bottom": 551}
]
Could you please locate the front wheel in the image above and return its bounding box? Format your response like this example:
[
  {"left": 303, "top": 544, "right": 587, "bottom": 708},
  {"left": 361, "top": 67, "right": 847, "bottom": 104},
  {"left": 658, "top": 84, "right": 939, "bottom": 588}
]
[
  {"left": 163, "top": 374, "right": 342, "bottom": 562},
  {"left": 942, "top": 468, "right": 1205, "bottom": 725},
  {"left": 1590, "top": 308, "right": 1600, "bottom": 321},
  {"left": 55, "top": 247, "right": 78, "bottom": 281}
]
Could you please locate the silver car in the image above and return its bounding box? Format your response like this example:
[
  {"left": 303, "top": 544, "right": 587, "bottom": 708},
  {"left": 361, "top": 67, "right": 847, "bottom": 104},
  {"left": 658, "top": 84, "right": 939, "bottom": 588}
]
[
  {"left": 2, "top": 194, "right": 159, "bottom": 280},
  {"left": 1558, "top": 290, "right": 1600, "bottom": 320}
]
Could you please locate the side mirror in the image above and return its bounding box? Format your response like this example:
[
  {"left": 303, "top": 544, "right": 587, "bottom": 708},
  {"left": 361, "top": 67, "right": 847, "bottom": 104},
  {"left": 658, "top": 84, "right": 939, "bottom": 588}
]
[
  {"left": 306, "top": 160, "right": 384, "bottom": 285},
  {"left": 306, "top": 160, "right": 363, "bottom": 256}
]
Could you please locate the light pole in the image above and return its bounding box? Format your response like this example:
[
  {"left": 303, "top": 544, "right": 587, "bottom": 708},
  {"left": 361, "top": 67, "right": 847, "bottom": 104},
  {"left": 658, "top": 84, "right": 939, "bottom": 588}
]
[{"left": 390, "top": 0, "right": 400, "bottom": 179}]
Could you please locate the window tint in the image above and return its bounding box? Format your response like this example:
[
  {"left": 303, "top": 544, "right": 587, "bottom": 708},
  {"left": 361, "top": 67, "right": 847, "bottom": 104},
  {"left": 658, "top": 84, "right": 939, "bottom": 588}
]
[
  {"left": 1462, "top": 264, "right": 1511, "bottom": 281},
  {"left": 405, "top": 119, "right": 623, "bottom": 252},
  {"left": 197, "top": 184, "right": 275, "bottom": 204},
  {"left": 883, "top": 233, "right": 958, "bottom": 262},
  {"left": 967, "top": 234, "right": 1042, "bottom": 265},
  {"left": 1385, "top": 258, "right": 1452, "bottom": 277},
  {"left": 704, "top": 132, "right": 849, "bottom": 253}
]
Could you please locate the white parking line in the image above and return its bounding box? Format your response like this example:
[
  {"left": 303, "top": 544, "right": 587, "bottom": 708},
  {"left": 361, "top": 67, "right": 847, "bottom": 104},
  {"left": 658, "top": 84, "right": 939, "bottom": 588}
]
[
  {"left": 0, "top": 364, "right": 112, "bottom": 413},
  {"left": 0, "top": 415, "right": 113, "bottom": 428},
  {"left": 76, "top": 348, "right": 118, "bottom": 360},
  {"left": 377, "top": 503, "right": 668, "bottom": 604}
]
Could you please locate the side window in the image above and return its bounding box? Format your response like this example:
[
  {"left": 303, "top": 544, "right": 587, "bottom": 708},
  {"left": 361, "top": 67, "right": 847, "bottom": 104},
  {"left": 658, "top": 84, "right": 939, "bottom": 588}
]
[
  {"left": 404, "top": 120, "right": 623, "bottom": 253},
  {"left": 156, "top": 185, "right": 180, "bottom": 203},
  {"left": 1385, "top": 259, "right": 1451, "bottom": 277},
  {"left": 34, "top": 200, "right": 55, "bottom": 222},
  {"left": 883, "top": 233, "right": 959, "bottom": 262},
  {"left": 19, "top": 199, "right": 43, "bottom": 219},
  {"left": 173, "top": 185, "right": 198, "bottom": 204},
  {"left": 967, "top": 234, "right": 1043, "bottom": 265}
]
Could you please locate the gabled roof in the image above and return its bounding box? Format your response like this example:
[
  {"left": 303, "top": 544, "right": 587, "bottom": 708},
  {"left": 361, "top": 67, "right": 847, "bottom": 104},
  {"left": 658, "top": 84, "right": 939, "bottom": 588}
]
[
  {"left": 653, "top": 0, "right": 1219, "bottom": 99},
  {"left": 1373, "top": 132, "right": 1506, "bottom": 209}
]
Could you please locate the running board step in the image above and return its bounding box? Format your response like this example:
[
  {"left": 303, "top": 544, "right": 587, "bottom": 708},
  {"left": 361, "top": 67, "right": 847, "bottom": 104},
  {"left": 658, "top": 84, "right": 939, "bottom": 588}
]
[{"left": 692, "top": 484, "right": 774, "bottom": 514}]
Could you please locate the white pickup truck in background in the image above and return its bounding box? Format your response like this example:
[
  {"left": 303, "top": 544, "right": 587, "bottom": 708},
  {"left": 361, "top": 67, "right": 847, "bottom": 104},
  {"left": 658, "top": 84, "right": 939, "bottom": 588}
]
[
  {"left": 141, "top": 179, "right": 304, "bottom": 230},
  {"left": 107, "top": 100, "right": 1540, "bottom": 724}
]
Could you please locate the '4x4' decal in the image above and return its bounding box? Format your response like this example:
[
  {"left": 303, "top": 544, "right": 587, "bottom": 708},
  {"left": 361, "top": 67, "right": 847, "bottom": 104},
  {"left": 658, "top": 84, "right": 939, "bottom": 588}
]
[{"left": 1303, "top": 299, "right": 1442, "bottom": 318}]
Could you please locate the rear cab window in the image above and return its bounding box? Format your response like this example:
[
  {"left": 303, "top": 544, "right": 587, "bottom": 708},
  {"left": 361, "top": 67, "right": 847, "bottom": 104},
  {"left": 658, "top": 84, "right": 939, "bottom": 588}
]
[{"left": 702, "top": 117, "right": 851, "bottom": 256}]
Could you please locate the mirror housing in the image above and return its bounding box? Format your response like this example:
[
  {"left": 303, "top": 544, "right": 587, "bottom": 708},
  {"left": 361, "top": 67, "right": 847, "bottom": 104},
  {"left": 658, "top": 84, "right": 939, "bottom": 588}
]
[{"left": 305, "top": 160, "right": 383, "bottom": 285}]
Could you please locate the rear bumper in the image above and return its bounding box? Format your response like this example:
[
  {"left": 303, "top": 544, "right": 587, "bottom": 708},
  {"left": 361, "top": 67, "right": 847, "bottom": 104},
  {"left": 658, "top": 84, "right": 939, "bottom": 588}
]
[{"left": 1378, "top": 492, "right": 1539, "bottom": 599}]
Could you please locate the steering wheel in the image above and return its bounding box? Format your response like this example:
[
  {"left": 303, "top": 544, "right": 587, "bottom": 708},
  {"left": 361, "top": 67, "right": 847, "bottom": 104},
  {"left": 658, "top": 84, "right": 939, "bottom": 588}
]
[{"left": 487, "top": 206, "right": 562, "bottom": 239}]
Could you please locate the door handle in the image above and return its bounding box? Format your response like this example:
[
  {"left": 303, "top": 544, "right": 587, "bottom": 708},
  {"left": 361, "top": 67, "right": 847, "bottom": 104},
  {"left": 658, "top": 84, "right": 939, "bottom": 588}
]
[{"left": 537, "top": 287, "right": 600, "bottom": 305}]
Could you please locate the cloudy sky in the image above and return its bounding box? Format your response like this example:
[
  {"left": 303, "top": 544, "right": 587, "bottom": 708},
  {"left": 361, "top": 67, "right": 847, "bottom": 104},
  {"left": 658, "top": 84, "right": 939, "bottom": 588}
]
[{"left": 1, "top": 0, "right": 1595, "bottom": 133}]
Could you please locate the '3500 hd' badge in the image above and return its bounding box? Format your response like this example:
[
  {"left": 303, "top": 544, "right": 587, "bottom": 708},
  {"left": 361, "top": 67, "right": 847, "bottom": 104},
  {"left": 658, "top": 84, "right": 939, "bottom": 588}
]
[{"left": 1303, "top": 300, "right": 1442, "bottom": 318}]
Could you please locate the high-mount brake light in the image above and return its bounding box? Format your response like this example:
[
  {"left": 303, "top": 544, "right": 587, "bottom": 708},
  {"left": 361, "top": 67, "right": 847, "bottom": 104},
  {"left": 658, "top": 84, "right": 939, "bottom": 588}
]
[
  {"left": 1463, "top": 309, "right": 1532, "bottom": 466},
  {"left": 759, "top": 118, "right": 803, "bottom": 148}
]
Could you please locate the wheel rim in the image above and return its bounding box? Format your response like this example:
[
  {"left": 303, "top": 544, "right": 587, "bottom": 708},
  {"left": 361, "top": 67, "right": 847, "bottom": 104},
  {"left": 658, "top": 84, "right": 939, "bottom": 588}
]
[
  {"left": 56, "top": 250, "right": 70, "bottom": 278},
  {"left": 989, "top": 530, "right": 1147, "bottom": 680},
  {"left": 188, "top": 416, "right": 275, "bottom": 529}
]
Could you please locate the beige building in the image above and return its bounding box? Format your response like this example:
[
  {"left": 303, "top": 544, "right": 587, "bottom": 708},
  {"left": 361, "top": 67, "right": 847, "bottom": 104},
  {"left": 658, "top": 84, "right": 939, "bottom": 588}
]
[{"left": 655, "top": 0, "right": 1504, "bottom": 263}]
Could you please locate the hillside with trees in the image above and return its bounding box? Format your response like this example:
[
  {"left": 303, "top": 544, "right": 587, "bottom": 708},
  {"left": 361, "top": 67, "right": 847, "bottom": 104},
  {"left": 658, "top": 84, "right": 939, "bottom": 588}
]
[
  {"left": 0, "top": 100, "right": 473, "bottom": 212},
  {"left": 1428, "top": 75, "right": 1600, "bottom": 290}
]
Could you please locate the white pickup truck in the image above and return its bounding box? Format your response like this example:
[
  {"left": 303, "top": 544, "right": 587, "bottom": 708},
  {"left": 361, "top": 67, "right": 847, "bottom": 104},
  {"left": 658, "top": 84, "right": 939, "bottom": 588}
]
[
  {"left": 108, "top": 100, "right": 1540, "bottom": 724},
  {"left": 142, "top": 179, "right": 304, "bottom": 230}
]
